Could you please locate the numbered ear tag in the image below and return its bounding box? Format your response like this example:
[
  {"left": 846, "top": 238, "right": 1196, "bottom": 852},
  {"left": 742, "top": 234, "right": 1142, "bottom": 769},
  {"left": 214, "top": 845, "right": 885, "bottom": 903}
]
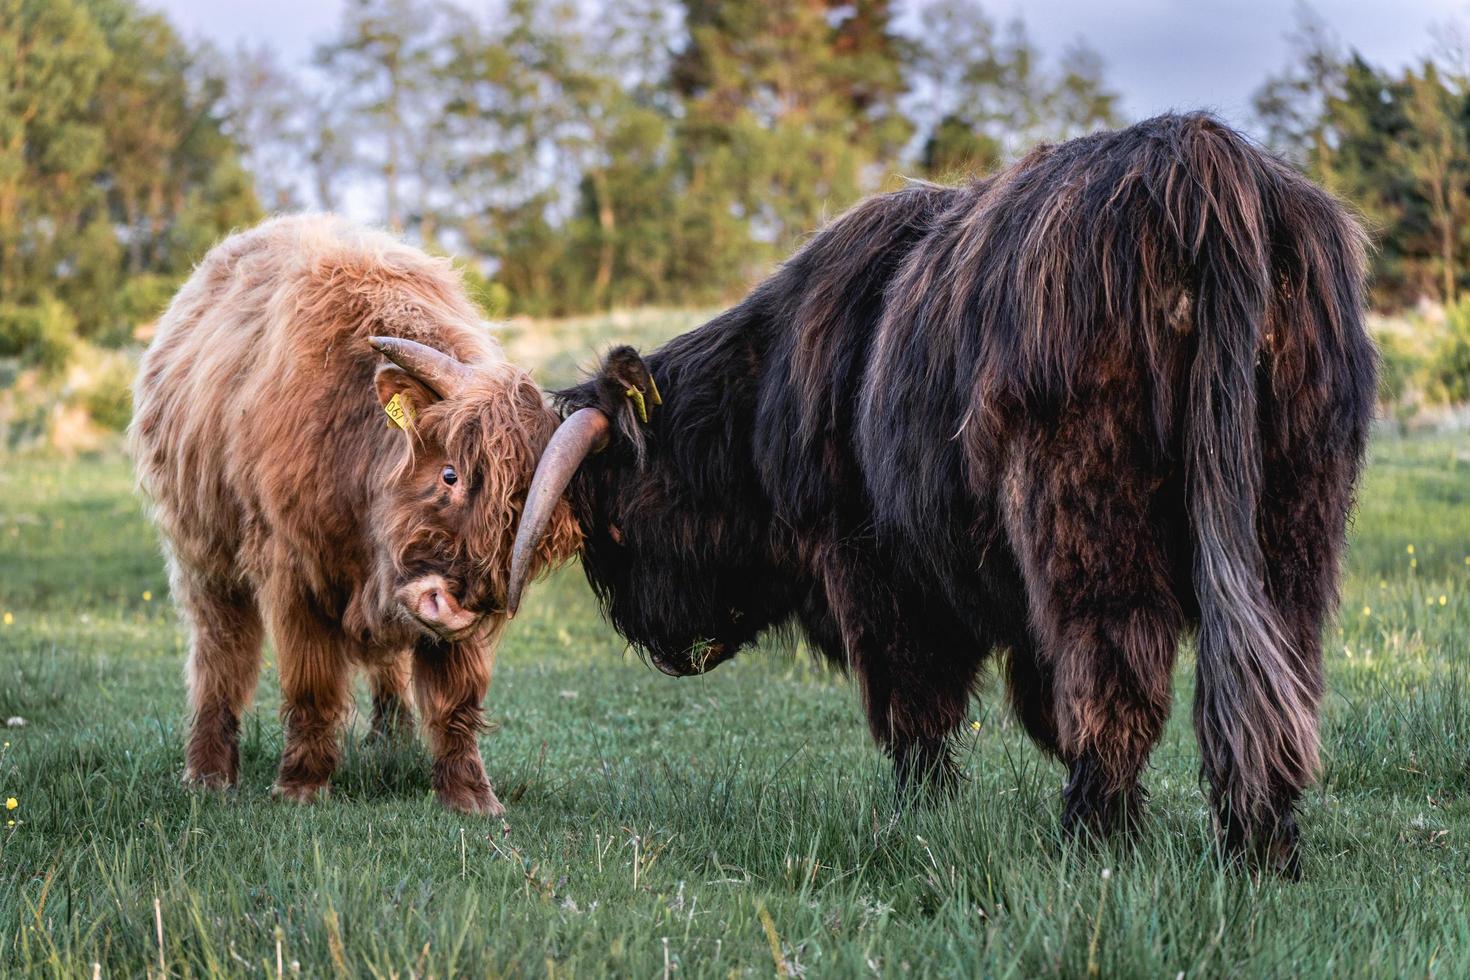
[{"left": 384, "top": 392, "right": 414, "bottom": 431}]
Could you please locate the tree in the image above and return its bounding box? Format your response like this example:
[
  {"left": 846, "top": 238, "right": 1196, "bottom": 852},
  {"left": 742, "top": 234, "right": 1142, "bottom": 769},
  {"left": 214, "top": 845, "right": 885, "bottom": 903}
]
[
  {"left": 1252, "top": 3, "right": 1344, "bottom": 168},
  {"left": 0, "top": 0, "right": 111, "bottom": 307},
  {"left": 215, "top": 43, "right": 312, "bottom": 213},
  {"left": 906, "top": 0, "right": 1121, "bottom": 179},
  {"left": 1390, "top": 63, "right": 1470, "bottom": 305},
  {"left": 315, "top": 0, "right": 455, "bottom": 233},
  {"left": 1257, "top": 13, "right": 1470, "bottom": 309},
  {"left": 672, "top": 0, "right": 912, "bottom": 283},
  {"left": 0, "top": 0, "right": 257, "bottom": 347}
]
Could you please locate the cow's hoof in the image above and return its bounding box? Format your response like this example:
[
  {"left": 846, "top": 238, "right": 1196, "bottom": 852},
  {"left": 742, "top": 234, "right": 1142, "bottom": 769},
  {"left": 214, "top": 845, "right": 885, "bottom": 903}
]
[
  {"left": 439, "top": 782, "right": 504, "bottom": 817},
  {"left": 271, "top": 781, "right": 328, "bottom": 804},
  {"left": 1256, "top": 823, "right": 1302, "bottom": 881},
  {"left": 183, "top": 767, "right": 236, "bottom": 791}
]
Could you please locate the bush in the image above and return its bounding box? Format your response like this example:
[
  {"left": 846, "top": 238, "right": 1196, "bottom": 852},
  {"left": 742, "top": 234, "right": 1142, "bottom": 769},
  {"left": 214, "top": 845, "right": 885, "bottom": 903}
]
[
  {"left": 1374, "top": 328, "right": 1423, "bottom": 408},
  {"left": 1427, "top": 299, "right": 1470, "bottom": 405},
  {"left": 457, "top": 262, "right": 512, "bottom": 320},
  {"left": 0, "top": 295, "right": 75, "bottom": 376},
  {"left": 80, "top": 356, "right": 135, "bottom": 432},
  {"left": 102, "top": 273, "right": 182, "bottom": 347}
]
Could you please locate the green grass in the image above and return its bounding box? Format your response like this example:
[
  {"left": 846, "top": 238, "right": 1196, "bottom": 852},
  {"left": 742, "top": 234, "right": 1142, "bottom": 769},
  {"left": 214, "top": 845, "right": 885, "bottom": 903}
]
[{"left": 1, "top": 430, "right": 1468, "bottom": 977}]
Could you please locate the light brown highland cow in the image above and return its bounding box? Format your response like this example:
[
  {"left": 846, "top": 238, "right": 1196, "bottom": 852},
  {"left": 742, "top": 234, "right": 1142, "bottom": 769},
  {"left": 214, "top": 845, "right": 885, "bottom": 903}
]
[{"left": 130, "top": 215, "right": 578, "bottom": 813}]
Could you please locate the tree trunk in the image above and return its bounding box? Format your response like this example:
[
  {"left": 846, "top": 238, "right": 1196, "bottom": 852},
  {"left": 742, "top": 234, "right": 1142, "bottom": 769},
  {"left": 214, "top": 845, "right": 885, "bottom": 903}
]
[{"left": 590, "top": 168, "right": 616, "bottom": 308}]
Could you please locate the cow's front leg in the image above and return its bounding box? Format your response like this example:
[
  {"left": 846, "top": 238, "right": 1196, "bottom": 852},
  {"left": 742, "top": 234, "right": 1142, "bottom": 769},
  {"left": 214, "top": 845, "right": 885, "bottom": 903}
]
[
  {"left": 413, "top": 635, "right": 502, "bottom": 816},
  {"left": 368, "top": 653, "right": 414, "bottom": 743},
  {"left": 819, "top": 552, "right": 983, "bottom": 800},
  {"left": 269, "top": 599, "right": 352, "bottom": 803}
]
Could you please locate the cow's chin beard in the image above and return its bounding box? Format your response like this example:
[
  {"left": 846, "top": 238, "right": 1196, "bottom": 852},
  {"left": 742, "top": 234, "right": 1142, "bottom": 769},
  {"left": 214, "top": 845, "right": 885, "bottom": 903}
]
[
  {"left": 650, "top": 640, "right": 733, "bottom": 677},
  {"left": 407, "top": 613, "right": 485, "bottom": 644}
]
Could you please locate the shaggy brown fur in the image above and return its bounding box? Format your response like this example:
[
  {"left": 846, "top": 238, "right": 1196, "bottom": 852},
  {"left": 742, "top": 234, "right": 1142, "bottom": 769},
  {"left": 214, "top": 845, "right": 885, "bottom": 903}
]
[
  {"left": 520, "top": 114, "right": 1376, "bottom": 874},
  {"left": 130, "top": 215, "right": 579, "bottom": 812}
]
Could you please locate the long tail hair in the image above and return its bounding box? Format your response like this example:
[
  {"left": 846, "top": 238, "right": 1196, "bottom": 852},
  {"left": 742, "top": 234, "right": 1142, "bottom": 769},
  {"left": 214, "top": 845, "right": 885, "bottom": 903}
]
[{"left": 1171, "top": 121, "right": 1367, "bottom": 828}]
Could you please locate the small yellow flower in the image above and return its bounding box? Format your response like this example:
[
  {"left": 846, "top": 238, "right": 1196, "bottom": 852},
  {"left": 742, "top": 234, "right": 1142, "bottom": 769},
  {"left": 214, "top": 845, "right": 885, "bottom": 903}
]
[
  {"left": 1411, "top": 558, "right": 1418, "bottom": 569},
  {"left": 5, "top": 820, "right": 12, "bottom": 827},
  {"left": 1464, "top": 556, "right": 1469, "bottom": 566},
  {"left": 2, "top": 612, "right": 10, "bottom": 626},
  {"left": 142, "top": 590, "right": 152, "bottom": 602},
  {"left": 1380, "top": 581, "right": 1388, "bottom": 590},
  {"left": 970, "top": 720, "right": 982, "bottom": 732},
  {"left": 1439, "top": 595, "right": 1448, "bottom": 606},
  {"left": 4, "top": 798, "right": 16, "bottom": 811},
  {"left": 1362, "top": 606, "right": 1372, "bottom": 616},
  {"left": 1407, "top": 544, "right": 1415, "bottom": 555}
]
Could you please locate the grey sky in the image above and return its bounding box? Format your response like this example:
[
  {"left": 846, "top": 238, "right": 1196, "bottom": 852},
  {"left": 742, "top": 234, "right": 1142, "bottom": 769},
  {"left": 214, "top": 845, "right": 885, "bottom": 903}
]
[{"left": 149, "top": 0, "right": 1470, "bottom": 134}]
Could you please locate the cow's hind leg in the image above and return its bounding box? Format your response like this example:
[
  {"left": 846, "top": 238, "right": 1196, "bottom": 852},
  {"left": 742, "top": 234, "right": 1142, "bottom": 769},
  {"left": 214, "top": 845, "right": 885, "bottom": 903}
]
[
  {"left": 179, "top": 580, "right": 263, "bottom": 788},
  {"left": 1047, "top": 590, "right": 1181, "bottom": 838},
  {"left": 1005, "top": 431, "right": 1185, "bottom": 839},
  {"left": 368, "top": 653, "right": 414, "bottom": 743},
  {"left": 269, "top": 596, "right": 352, "bottom": 803},
  {"left": 1002, "top": 637, "right": 1061, "bottom": 758},
  {"left": 413, "top": 636, "right": 502, "bottom": 816},
  {"left": 1206, "top": 435, "right": 1356, "bottom": 876}
]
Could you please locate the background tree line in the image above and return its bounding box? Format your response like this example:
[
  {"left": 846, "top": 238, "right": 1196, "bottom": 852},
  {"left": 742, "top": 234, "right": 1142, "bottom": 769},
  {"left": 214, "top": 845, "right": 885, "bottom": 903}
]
[
  {"left": 5, "top": 0, "right": 1470, "bottom": 384},
  {"left": 237, "top": 0, "right": 1125, "bottom": 316},
  {"left": 1, "top": 0, "right": 1121, "bottom": 362}
]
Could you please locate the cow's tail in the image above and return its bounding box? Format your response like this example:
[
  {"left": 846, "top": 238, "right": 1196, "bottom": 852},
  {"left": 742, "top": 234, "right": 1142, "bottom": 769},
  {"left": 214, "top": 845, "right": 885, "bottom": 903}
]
[{"left": 1174, "top": 122, "right": 1321, "bottom": 836}]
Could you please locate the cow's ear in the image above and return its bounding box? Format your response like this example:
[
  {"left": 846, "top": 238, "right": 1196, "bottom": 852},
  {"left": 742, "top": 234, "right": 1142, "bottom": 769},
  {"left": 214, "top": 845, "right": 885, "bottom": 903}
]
[
  {"left": 597, "top": 346, "right": 661, "bottom": 425},
  {"left": 375, "top": 364, "right": 440, "bottom": 424}
]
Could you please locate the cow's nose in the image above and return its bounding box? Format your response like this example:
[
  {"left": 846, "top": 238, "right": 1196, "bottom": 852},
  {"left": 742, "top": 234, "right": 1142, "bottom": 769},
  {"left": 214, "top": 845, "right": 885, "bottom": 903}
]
[
  {"left": 398, "top": 576, "right": 478, "bottom": 638},
  {"left": 419, "top": 589, "right": 450, "bottom": 621}
]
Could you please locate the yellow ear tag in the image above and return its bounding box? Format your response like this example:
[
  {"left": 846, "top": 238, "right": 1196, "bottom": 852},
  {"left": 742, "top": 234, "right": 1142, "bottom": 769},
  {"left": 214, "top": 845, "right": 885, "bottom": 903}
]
[
  {"left": 625, "top": 385, "right": 649, "bottom": 425},
  {"left": 384, "top": 392, "right": 414, "bottom": 431}
]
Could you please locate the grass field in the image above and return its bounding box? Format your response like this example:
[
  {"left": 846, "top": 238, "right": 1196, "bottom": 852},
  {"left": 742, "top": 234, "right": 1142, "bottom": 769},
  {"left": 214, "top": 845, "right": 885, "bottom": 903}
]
[{"left": 2, "top": 419, "right": 1469, "bottom": 975}]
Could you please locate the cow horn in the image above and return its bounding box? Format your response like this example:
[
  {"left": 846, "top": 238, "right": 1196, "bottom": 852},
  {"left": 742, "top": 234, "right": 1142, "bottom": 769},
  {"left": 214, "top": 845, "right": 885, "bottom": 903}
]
[
  {"left": 369, "top": 336, "right": 475, "bottom": 399},
  {"left": 506, "top": 407, "right": 609, "bottom": 615}
]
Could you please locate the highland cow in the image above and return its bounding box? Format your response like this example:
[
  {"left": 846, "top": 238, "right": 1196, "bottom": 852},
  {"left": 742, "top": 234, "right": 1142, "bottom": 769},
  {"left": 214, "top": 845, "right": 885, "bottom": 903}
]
[
  {"left": 509, "top": 114, "right": 1377, "bottom": 873},
  {"left": 130, "top": 215, "right": 578, "bottom": 813}
]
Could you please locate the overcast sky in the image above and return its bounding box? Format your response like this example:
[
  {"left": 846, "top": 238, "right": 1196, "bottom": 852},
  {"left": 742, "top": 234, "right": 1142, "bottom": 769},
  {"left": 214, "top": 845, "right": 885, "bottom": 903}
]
[{"left": 148, "top": 0, "right": 1470, "bottom": 133}]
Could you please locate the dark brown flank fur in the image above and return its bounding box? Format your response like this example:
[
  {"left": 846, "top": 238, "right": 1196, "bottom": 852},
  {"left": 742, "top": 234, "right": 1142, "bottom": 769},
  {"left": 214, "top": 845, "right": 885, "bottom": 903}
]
[
  {"left": 559, "top": 114, "right": 1376, "bottom": 874},
  {"left": 130, "top": 215, "right": 579, "bottom": 812}
]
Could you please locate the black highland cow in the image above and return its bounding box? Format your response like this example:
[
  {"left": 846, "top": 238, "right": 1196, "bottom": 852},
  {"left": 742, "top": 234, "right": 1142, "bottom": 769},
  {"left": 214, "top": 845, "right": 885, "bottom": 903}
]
[{"left": 510, "top": 114, "right": 1376, "bottom": 874}]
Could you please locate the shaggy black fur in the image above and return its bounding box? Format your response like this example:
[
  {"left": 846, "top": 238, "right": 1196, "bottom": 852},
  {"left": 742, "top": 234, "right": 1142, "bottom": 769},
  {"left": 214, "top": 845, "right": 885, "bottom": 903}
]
[{"left": 556, "top": 114, "right": 1376, "bottom": 873}]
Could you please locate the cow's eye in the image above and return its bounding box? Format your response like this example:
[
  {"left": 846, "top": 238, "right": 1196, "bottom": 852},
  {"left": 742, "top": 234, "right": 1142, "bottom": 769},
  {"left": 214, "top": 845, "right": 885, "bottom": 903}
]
[{"left": 441, "top": 465, "right": 458, "bottom": 486}]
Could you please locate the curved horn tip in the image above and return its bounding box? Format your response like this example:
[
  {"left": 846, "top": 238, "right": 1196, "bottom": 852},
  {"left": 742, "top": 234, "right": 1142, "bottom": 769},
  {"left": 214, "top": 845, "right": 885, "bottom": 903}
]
[{"left": 505, "top": 407, "right": 610, "bottom": 613}]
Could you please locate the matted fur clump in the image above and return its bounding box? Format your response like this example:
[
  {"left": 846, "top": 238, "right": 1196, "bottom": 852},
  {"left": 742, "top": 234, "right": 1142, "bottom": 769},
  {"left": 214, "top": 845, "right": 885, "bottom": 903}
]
[
  {"left": 130, "top": 214, "right": 579, "bottom": 813},
  {"left": 513, "top": 113, "right": 1376, "bottom": 875}
]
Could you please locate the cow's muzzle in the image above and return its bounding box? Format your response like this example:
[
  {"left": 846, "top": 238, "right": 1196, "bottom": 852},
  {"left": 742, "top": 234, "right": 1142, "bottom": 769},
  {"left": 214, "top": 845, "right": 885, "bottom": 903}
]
[
  {"left": 651, "top": 641, "right": 731, "bottom": 677},
  {"left": 397, "top": 576, "right": 480, "bottom": 641}
]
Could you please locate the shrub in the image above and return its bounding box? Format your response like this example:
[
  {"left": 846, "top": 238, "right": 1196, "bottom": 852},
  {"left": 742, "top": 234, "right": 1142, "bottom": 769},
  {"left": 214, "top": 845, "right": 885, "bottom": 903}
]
[
  {"left": 80, "top": 356, "right": 135, "bottom": 432},
  {"left": 1428, "top": 299, "right": 1470, "bottom": 405},
  {"left": 1374, "top": 328, "right": 1423, "bottom": 408},
  {"left": 0, "top": 295, "right": 76, "bottom": 376},
  {"left": 103, "top": 273, "right": 182, "bottom": 347},
  {"left": 457, "top": 262, "right": 512, "bottom": 320}
]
